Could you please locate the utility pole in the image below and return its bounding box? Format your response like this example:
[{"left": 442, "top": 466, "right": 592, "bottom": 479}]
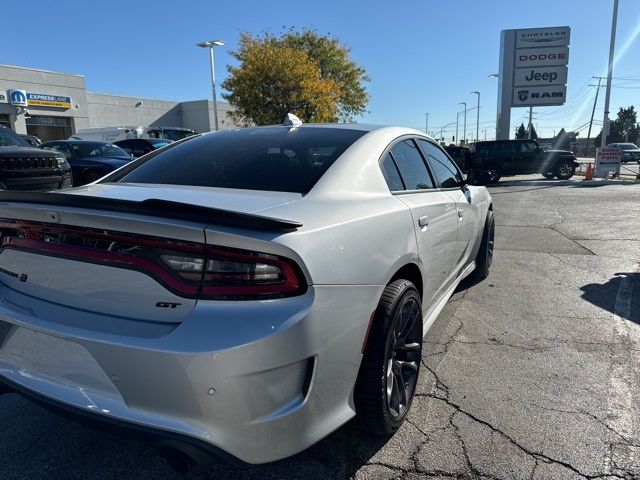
[
  {"left": 584, "top": 77, "right": 603, "bottom": 157},
  {"left": 483, "top": 129, "right": 487, "bottom": 141},
  {"left": 425, "top": 113, "right": 429, "bottom": 135},
  {"left": 601, "top": 0, "right": 619, "bottom": 148},
  {"left": 455, "top": 112, "right": 460, "bottom": 145},
  {"left": 459, "top": 103, "right": 467, "bottom": 144},
  {"left": 527, "top": 106, "right": 533, "bottom": 139}
]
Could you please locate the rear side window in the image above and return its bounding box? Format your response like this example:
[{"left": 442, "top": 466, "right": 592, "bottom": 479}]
[
  {"left": 419, "top": 139, "right": 462, "bottom": 188},
  {"left": 115, "top": 127, "right": 366, "bottom": 194},
  {"left": 389, "top": 139, "right": 434, "bottom": 190},
  {"left": 380, "top": 153, "right": 405, "bottom": 191}
]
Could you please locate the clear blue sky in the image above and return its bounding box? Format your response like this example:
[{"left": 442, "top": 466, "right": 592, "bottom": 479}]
[{"left": 6, "top": 0, "right": 640, "bottom": 139}]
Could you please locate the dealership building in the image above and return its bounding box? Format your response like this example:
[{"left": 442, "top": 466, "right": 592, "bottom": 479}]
[{"left": 0, "top": 64, "right": 239, "bottom": 142}]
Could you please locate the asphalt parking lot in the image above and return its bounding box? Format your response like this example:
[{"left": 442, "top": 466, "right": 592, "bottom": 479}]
[{"left": 1, "top": 175, "right": 639, "bottom": 480}]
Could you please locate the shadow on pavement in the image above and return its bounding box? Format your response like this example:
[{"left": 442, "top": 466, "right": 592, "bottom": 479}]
[
  {"left": 205, "top": 423, "right": 391, "bottom": 479},
  {"left": 490, "top": 178, "right": 638, "bottom": 193},
  {"left": 580, "top": 272, "right": 639, "bottom": 325}
]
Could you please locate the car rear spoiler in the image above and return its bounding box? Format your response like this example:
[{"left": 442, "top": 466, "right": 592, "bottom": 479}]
[{"left": 0, "top": 191, "right": 302, "bottom": 232}]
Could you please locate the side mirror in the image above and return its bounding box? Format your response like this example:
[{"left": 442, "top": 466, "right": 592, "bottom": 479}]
[{"left": 465, "top": 169, "right": 492, "bottom": 186}]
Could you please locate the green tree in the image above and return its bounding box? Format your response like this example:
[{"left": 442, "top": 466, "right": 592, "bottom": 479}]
[
  {"left": 554, "top": 128, "right": 579, "bottom": 151},
  {"left": 276, "top": 29, "right": 370, "bottom": 122},
  {"left": 530, "top": 124, "right": 538, "bottom": 140},
  {"left": 515, "top": 123, "right": 527, "bottom": 139},
  {"left": 594, "top": 106, "right": 640, "bottom": 145},
  {"left": 222, "top": 30, "right": 370, "bottom": 125}
]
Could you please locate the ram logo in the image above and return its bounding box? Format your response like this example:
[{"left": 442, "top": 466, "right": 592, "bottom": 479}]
[{"left": 518, "top": 90, "right": 529, "bottom": 101}]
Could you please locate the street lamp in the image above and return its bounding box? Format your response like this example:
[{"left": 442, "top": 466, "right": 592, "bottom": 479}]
[
  {"left": 471, "top": 91, "right": 480, "bottom": 142},
  {"left": 455, "top": 111, "right": 463, "bottom": 146},
  {"left": 196, "top": 39, "right": 225, "bottom": 131},
  {"left": 458, "top": 102, "right": 467, "bottom": 145},
  {"left": 440, "top": 122, "right": 456, "bottom": 143}
]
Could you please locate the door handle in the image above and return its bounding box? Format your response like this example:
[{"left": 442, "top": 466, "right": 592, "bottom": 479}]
[
  {"left": 457, "top": 208, "right": 464, "bottom": 220},
  {"left": 418, "top": 215, "right": 429, "bottom": 230}
]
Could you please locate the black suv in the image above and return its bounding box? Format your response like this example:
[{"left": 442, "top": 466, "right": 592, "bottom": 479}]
[
  {"left": 0, "top": 125, "right": 72, "bottom": 191},
  {"left": 469, "top": 139, "right": 579, "bottom": 183}
]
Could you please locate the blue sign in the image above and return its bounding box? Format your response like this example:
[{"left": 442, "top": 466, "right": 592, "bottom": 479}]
[
  {"left": 8, "top": 89, "right": 27, "bottom": 106},
  {"left": 26, "top": 93, "right": 72, "bottom": 108}
]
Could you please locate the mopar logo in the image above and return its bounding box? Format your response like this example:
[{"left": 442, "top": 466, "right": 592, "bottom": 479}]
[
  {"left": 8, "top": 89, "right": 27, "bottom": 106},
  {"left": 518, "top": 90, "right": 529, "bottom": 101}
]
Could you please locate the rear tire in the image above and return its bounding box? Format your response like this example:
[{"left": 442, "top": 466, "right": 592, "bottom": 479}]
[
  {"left": 554, "top": 159, "right": 576, "bottom": 180},
  {"left": 355, "top": 279, "right": 422, "bottom": 435},
  {"left": 471, "top": 210, "right": 495, "bottom": 281},
  {"left": 82, "top": 170, "right": 101, "bottom": 185},
  {"left": 486, "top": 165, "right": 502, "bottom": 184}
]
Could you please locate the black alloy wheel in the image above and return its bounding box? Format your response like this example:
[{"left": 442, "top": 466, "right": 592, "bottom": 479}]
[
  {"left": 554, "top": 160, "right": 576, "bottom": 180},
  {"left": 486, "top": 166, "right": 502, "bottom": 183},
  {"left": 385, "top": 294, "right": 422, "bottom": 419},
  {"left": 355, "top": 279, "right": 423, "bottom": 435},
  {"left": 472, "top": 209, "right": 495, "bottom": 281}
]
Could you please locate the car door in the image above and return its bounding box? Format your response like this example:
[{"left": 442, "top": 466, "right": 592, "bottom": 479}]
[
  {"left": 382, "top": 138, "right": 459, "bottom": 307},
  {"left": 517, "top": 140, "right": 540, "bottom": 173},
  {"left": 418, "top": 138, "right": 479, "bottom": 276}
]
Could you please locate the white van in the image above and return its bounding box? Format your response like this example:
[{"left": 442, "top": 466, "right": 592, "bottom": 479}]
[{"left": 70, "top": 126, "right": 196, "bottom": 143}]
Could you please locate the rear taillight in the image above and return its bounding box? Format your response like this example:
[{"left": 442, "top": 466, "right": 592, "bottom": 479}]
[
  {"left": 0, "top": 220, "right": 306, "bottom": 300},
  {"left": 160, "top": 247, "right": 303, "bottom": 297}
]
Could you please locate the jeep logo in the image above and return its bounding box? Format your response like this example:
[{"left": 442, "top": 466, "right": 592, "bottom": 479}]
[{"left": 524, "top": 70, "right": 558, "bottom": 83}]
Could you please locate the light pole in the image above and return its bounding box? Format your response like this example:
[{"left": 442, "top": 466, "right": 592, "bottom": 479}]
[
  {"left": 471, "top": 91, "right": 480, "bottom": 142},
  {"left": 440, "top": 122, "right": 455, "bottom": 143},
  {"left": 601, "top": 0, "right": 619, "bottom": 148},
  {"left": 196, "top": 39, "right": 225, "bottom": 132},
  {"left": 425, "top": 113, "right": 429, "bottom": 134},
  {"left": 459, "top": 102, "right": 467, "bottom": 144},
  {"left": 455, "top": 112, "right": 461, "bottom": 145}
]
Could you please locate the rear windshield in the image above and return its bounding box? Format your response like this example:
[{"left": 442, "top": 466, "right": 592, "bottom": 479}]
[
  {"left": 0, "top": 127, "right": 30, "bottom": 147},
  {"left": 114, "top": 127, "right": 367, "bottom": 193}
]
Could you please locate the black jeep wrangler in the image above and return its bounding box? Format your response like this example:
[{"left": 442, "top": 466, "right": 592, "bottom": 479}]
[
  {"left": 0, "top": 125, "right": 72, "bottom": 191},
  {"left": 469, "top": 139, "right": 579, "bottom": 183}
]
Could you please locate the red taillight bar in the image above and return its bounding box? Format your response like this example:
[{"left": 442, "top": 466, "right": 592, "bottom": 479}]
[{"left": 0, "top": 220, "right": 306, "bottom": 300}]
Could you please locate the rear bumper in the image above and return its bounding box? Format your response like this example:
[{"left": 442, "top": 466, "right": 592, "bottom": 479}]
[
  {"left": 0, "top": 373, "right": 243, "bottom": 466},
  {"left": 0, "top": 283, "right": 382, "bottom": 464}
]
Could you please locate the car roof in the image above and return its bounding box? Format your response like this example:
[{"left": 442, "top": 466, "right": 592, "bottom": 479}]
[{"left": 43, "top": 140, "right": 115, "bottom": 144}]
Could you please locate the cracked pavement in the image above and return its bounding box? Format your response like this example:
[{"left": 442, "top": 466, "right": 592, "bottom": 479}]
[{"left": 0, "top": 176, "right": 639, "bottom": 479}]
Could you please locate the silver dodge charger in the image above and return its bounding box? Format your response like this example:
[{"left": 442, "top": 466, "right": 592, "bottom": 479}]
[{"left": 0, "top": 120, "right": 494, "bottom": 466}]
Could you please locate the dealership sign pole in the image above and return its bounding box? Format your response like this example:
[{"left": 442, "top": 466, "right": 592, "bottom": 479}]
[{"left": 496, "top": 26, "right": 570, "bottom": 140}]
